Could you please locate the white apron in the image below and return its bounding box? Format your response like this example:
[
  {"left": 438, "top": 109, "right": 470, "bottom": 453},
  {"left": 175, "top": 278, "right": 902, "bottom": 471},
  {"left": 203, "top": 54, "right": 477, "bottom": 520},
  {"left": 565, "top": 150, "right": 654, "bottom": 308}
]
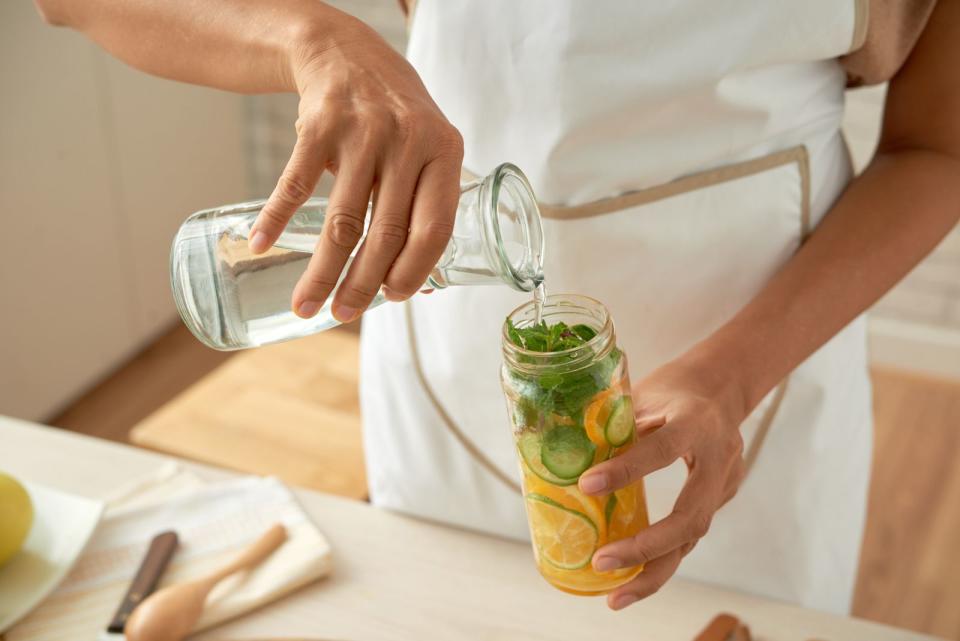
[{"left": 360, "top": 0, "right": 873, "bottom": 614}]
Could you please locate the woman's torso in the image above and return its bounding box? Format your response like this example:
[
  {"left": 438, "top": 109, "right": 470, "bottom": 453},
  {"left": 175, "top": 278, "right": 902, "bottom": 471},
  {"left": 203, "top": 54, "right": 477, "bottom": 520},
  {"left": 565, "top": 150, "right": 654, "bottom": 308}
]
[{"left": 361, "top": 0, "right": 874, "bottom": 613}]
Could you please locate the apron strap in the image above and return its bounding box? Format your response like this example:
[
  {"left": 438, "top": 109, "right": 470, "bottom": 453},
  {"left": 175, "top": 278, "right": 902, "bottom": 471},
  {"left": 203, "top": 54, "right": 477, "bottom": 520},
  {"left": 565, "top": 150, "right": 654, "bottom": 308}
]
[
  {"left": 405, "top": 301, "right": 523, "bottom": 495},
  {"left": 465, "top": 145, "right": 810, "bottom": 231}
]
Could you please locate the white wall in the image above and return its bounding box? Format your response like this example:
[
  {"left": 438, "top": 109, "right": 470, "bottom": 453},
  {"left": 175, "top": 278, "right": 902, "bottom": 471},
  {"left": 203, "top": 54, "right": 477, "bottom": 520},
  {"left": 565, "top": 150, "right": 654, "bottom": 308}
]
[{"left": 0, "top": 3, "right": 249, "bottom": 420}]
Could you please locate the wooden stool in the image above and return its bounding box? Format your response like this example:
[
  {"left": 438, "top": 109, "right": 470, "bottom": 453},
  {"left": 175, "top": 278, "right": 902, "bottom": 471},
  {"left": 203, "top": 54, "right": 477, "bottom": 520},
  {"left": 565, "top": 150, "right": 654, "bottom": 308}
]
[{"left": 131, "top": 329, "right": 367, "bottom": 499}]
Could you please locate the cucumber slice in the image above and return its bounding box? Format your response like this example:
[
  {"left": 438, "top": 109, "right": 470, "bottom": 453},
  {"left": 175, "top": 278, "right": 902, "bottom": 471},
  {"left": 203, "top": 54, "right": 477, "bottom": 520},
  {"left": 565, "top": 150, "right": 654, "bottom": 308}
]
[
  {"left": 604, "top": 396, "right": 635, "bottom": 447},
  {"left": 541, "top": 425, "right": 596, "bottom": 480},
  {"left": 518, "top": 431, "right": 577, "bottom": 486}
]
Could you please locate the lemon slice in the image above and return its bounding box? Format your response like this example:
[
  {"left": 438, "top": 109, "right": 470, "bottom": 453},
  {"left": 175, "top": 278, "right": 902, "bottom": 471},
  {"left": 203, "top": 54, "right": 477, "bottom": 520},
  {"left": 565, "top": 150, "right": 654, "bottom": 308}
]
[
  {"left": 524, "top": 475, "right": 607, "bottom": 543},
  {"left": 609, "top": 482, "right": 650, "bottom": 541},
  {"left": 612, "top": 484, "right": 638, "bottom": 528},
  {"left": 526, "top": 493, "right": 599, "bottom": 570}
]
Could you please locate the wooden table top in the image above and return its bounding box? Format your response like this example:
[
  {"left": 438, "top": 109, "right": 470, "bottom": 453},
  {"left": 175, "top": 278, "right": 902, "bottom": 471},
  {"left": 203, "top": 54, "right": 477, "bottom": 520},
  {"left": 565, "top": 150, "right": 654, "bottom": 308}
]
[
  {"left": 130, "top": 330, "right": 367, "bottom": 499},
  {"left": 0, "top": 415, "right": 942, "bottom": 641}
]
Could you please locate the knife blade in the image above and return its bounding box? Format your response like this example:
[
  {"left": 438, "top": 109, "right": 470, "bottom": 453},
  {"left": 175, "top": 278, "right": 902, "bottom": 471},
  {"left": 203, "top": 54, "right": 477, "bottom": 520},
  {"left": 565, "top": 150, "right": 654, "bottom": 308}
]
[{"left": 99, "top": 530, "right": 178, "bottom": 640}]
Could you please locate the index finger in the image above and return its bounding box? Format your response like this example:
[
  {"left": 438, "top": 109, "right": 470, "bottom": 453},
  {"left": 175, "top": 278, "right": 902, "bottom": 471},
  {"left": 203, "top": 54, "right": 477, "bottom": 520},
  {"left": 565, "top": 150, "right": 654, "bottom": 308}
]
[
  {"left": 249, "top": 133, "right": 328, "bottom": 254},
  {"left": 591, "top": 464, "right": 719, "bottom": 573},
  {"left": 579, "top": 422, "right": 688, "bottom": 495}
]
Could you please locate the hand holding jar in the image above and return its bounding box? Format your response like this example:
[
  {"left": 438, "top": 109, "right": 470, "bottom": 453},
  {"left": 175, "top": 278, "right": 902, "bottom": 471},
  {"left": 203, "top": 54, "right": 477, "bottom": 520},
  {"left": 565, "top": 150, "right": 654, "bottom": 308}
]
[
  {"left": 501, "top": 294, "right": 748, "bottom": 610},
  {"left": 578, "top": 351, "right": 748, "bottom": 610}
]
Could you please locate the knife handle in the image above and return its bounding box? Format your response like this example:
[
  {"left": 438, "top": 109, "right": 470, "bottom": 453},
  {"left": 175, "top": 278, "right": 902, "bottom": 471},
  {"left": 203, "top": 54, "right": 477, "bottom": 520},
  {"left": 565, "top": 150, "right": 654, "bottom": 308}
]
[
  {"left": 694, "top": 613, "right": 751, "bottom": 641},
  {"left": 107, "top": 530, "right": 179, "bottom": 633}
]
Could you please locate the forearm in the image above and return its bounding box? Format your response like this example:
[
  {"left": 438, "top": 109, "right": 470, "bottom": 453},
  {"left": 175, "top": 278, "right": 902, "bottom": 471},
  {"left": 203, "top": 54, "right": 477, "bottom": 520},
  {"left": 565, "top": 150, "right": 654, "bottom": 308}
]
[
  {"left": 695, "top": 148, "right": 960, "bottom": 415},
  {"left": 33, "top": 0, "right": 360, "bottom": 93},
  {"left": 685, "top": 0, "right": 960, "bottom": 419}
]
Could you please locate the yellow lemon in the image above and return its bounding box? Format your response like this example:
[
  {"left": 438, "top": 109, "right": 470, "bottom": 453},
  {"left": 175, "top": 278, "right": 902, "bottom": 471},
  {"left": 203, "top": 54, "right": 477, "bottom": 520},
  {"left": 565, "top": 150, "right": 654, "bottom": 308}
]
[{"left": 0, "top": 472, "right": 34, "bottom": 567}]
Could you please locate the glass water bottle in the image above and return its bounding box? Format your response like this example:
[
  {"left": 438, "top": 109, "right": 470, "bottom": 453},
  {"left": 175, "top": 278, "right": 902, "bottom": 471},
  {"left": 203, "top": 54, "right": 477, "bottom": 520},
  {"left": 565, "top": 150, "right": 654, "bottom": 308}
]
[{"left": 171, "top": 163, "right": 544, "bottom": 350}]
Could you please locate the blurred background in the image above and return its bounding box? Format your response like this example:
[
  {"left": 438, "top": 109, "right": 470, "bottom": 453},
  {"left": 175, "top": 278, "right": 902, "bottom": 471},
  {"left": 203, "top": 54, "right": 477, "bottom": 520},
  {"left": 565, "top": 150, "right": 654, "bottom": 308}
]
[{"left": 2, "top": 1, "right": 958, "bottom": 638}]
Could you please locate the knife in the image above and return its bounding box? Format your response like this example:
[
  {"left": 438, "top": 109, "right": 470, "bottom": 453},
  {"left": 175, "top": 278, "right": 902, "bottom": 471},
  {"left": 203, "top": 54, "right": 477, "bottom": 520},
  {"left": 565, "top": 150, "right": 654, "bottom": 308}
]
[{"left": 99, "top": 531, "right": 179, "bottom": 640}]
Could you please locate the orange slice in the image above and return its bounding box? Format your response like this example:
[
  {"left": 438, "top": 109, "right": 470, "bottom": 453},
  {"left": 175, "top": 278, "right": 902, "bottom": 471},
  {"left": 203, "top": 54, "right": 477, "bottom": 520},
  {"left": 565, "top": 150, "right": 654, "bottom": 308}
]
[
  {"left": 526, "top": 494, "right": 599, "bottom": 570},
  {"left": 583, "top": 387, "right": 618, "bottom": 447}
]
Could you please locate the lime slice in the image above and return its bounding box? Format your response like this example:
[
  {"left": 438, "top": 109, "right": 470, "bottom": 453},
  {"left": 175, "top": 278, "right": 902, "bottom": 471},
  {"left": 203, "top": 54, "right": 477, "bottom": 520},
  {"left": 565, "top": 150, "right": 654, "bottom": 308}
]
[
  {"left": 526, "top": 493, "right": 599, "bottom": 570},
  {"left": 541, "top": 425, "right": 596, "bottom": 480},
  {"left": 518, "top": 431, "right": 577, "bottom": 486},
  {"left": 604, "top": 396, "right": 635, "bottom": 447},
  {"left": 525, "top": 475, "right": 608, "bottom": 543}
]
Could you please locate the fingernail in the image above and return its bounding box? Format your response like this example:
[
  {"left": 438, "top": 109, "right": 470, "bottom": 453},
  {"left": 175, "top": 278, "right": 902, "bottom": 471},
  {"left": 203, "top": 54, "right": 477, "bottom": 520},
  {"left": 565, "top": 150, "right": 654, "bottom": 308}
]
[
  {"left": 593, "top": 555, "right": 621, "bottom": 572},
  {"left": 579, "top": 473, "right": 608, "bottom": 494},
  {"left": 381, "top": 286, "right": 401, "bottom": 302},
  {"left": 611, "top": 594, "right": 638, "bottom": 610},
  {"left": 297, "top": 300, "right": 321, "bottom": 318},
  {"left": 249, "top": 230, "right": 270, "bottom": 253},
  {"left": 332, "top": 304, "right": 359, "bottom": 323}
]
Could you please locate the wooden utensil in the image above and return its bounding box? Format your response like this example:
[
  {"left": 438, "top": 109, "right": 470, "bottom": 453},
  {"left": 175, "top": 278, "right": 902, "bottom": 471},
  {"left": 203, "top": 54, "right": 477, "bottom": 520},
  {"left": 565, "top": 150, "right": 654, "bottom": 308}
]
[
  {"left": 125, "top": 523, "right": 288, "bottom": 641},
  {"left": 693, "top": 613, "right": 752, "bottom": 641}
]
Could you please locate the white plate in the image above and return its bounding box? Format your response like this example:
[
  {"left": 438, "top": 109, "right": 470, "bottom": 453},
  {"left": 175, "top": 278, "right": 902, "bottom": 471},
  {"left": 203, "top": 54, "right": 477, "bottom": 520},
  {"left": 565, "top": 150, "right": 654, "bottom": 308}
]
[{"left": 0, "top": 481, "right": 104, "bottom": 632}]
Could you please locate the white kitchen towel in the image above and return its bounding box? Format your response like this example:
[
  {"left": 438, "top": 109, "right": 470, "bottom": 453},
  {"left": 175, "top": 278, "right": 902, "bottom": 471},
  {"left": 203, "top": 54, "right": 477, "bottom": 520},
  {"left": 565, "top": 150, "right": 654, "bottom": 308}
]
[{"left": 6, "top": 466, "right": 332, "bottom": 640}]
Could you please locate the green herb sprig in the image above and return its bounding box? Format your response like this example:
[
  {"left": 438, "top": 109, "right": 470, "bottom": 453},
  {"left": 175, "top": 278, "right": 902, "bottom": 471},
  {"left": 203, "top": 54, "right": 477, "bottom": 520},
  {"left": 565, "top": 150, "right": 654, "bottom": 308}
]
[
  {"left": 506, "top": 319, "right": 597, "bottom": 352},
  {"left": 506, "top": 319, "right": 620, "bottom": 421}
]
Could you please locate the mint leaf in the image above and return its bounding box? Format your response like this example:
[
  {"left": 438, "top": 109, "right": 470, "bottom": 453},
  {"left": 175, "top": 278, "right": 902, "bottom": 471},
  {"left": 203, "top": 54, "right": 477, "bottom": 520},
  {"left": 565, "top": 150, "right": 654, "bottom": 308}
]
[
  {"left": 571, "top": 324, "right": 597, "bottom": 342},
  {"left": 505, "top": 319, "right": 619, "bottom": 418}
]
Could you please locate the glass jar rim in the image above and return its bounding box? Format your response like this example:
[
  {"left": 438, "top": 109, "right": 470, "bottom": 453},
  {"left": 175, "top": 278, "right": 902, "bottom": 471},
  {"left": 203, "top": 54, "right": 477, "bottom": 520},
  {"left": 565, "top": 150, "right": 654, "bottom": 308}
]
[{"left": 501, "top": 293, "right": 616, "bottom": 374}]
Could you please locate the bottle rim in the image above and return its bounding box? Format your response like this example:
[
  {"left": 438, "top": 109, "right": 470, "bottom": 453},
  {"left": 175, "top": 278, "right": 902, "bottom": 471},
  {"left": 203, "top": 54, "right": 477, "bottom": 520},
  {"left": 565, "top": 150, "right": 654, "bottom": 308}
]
[
  {"left": 479, "top": 163, "right": 545, "bottom": 293},
  {"left": 501, "top": 293, "right": 616, "bottom": 374}
]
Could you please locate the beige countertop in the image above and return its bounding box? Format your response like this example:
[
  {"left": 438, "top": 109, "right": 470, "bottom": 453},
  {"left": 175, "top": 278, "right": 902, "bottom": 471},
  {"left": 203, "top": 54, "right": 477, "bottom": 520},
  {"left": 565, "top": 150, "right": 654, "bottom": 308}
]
[{"left": 0, "top": 415, "right": 941, "bottom": 641}]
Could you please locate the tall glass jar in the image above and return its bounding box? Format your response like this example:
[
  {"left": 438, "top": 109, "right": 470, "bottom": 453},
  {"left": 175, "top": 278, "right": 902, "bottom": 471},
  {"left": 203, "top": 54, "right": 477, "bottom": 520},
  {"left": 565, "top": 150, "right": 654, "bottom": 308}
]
[
  {"left": 171, "top": 163, "right": 544, "bottom": 350},
  {"left": 501, "top": 294, "right": 650, "bottom": 595}
]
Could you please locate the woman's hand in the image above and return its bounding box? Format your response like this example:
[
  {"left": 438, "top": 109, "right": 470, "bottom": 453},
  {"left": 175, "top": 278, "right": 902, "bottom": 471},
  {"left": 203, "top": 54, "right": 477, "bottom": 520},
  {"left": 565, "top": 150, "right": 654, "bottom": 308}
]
[
  {"left": 578, "top": 353, "right": 748, "bottom": 611},
  {"left": 249, "top": 17, "right": 464, "bottom": 322},
  {"left": 36, "top": 0, "right": 463, "bottom": 319}
]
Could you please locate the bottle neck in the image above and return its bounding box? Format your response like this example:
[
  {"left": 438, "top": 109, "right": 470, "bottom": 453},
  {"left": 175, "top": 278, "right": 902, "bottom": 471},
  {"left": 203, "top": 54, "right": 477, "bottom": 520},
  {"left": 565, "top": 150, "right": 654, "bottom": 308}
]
[{"left": 478, "top": 164, "right": 545, "bottom": 293}]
